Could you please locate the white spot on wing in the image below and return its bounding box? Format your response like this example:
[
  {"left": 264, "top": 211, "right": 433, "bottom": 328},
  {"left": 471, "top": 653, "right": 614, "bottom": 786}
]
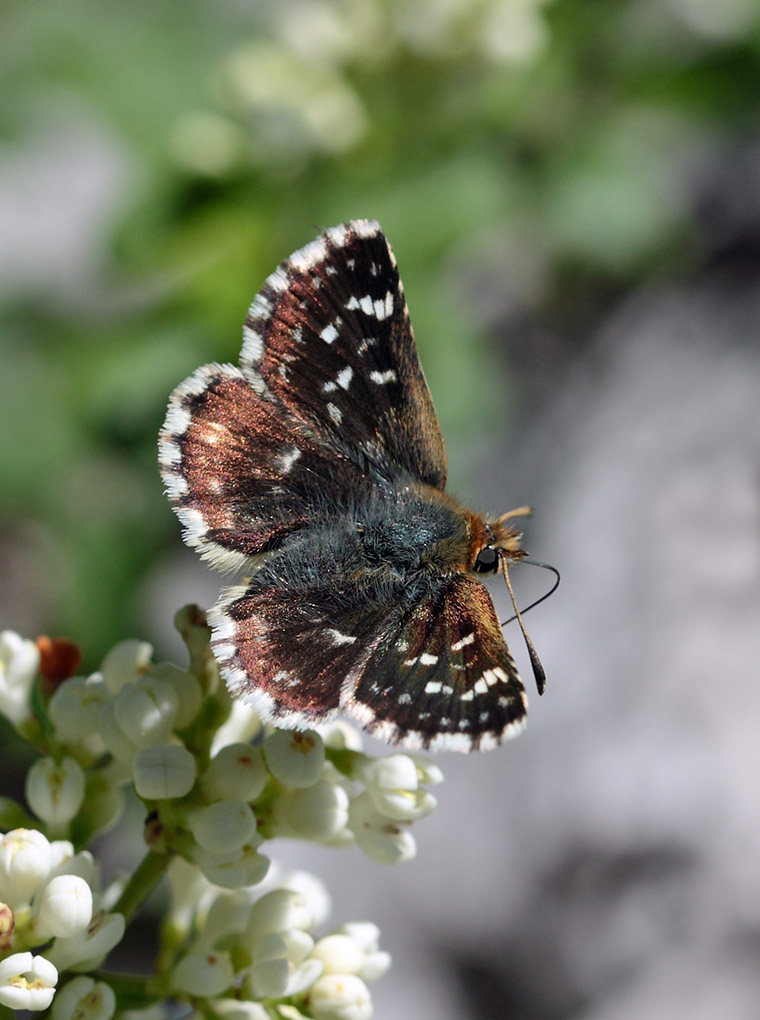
[
  {"left": 419, "top": 652, "right": 438, "bottom": 665},
  {"left": 277, "top": 447, "right": 301, "bottom": 473},
  {"left": 325, "top": 628, "right": 357, "bottom": 646},
  {"left": 320, "top": 323, "right": 339, "bottom": 344},
  {"left": 370, "top": 369, "right": 397, "bottom": 385},
  {"left": 425, "top": 681, "right": 442, "bottom": 694},
  {"left": 336, "top": 366, "right": 353, "bottom": 390},
  {"left": 327, "top": 402, "right": 342, "bottom": 424},
  {"left": 451, "top": 632, "right": 475, "bottom": 652}
]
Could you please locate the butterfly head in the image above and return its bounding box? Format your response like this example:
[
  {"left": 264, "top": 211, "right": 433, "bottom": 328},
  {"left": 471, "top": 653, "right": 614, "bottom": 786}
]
[{"left": 469, "top": 506, "right": 532, "bottom": 576}]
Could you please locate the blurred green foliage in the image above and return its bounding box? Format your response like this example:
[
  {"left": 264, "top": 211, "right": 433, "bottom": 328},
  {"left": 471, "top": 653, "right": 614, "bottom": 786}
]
[{"left": 1, "top": 0, "right": 758, "bottom": 663}]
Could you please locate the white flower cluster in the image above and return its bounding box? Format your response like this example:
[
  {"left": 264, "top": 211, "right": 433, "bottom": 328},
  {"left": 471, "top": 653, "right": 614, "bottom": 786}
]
[
  {"left": 169, "top": 0, "right": 553, "bottom": 177},
  {"left": 0, "top": 611, "right": 444, "bottom": 1016},
  {"left": 168, "top": 864, "right": 390, "bottom": 1019},
  {"left": 0, "top": 828, "right": 123, "bottom": 1012}
]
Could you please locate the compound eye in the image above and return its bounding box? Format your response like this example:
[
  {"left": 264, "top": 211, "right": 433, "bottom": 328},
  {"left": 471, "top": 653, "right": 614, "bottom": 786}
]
[{"left": 473, "top": 545, "right": 499, "bottom": 574}]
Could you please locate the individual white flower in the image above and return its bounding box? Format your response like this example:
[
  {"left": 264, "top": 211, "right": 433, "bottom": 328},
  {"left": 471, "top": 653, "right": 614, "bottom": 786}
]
[
  {"left": 308, "top": 972, "right": 372, "bottom": 1020},
  {"left": 0, "top": 952, "right": 57, "bottom": 1011},
  {"left": 112, "top": 677, "right": 178, "bottom": 748},
  {"left": 318, "top": 720, "right": 363, "bottom": 751},
  {"left": 210, "top": 998, "right": 270, "bottom": 1020},
  {"left": 171, "top": 949, "right": 235, "bottom": 997},
  {"left": 166, "top": 857, "right": 217, "bottom": 937},
  {"left": 48, "top": 848, "right": 95, "bottom": 885},
  {"left": 0, "top": 630, "right": 39, "bottom": 726},
  {"left": 277, "top": 871, "right": 332, "bottom": 930},
  {"left": 194, "top": 840, "right": 270, "bottom": 890},
  {"left": 263, "top": 729, "right": 325, "bottom": 788},
  {"left": 347, "top": 793, "right": 416, "bottom": 865},
  {"left": 0, "top": 829, "right": 52, "bottom": 909},
  {"left": 357, "top": 754, "right": 437, "bottom": 821},
  {"left": 49, "top": 676, "right": 108, "bottom": 751},
  {"left": 47, "top": 840, "right": 75, "bottom": 873},
  {"left": 196, "top": 889, "right": 257, "bottom": 947},
  {"left": 132, "top": 744, "right": 196, "bottom": 800},
  {"left": 331, "top": 925, "right": 391, "bottom": 984},
  {"left": 34, "top": 874, "right": 93, "bottom": 938},
  {"left": 249, "top": 930, "right": 322, "bottom": 999},
  {"left": 276, "top": 779, "right": 350, "bottom": 842},
  {"left": 45, "top": 909, "right": 125, "bottom": 972},
  {"left": 147, "top": 663, "right": 202, "bottom": 729},
  {"left": 187, "top": 801, "right": 256, "bottom": 854},
  {"left": 26, "top": 757, "right": 86, "bottom": 827},
  {"left": 97, "top": 701, "right": 139, "bottom": 766},
  {"left": 100, "top": 640, "right": 153, "bottom": 694},
  {"left": 51, "top": 975, "right": 115, "bottom": 1020},
  {"left": 247, "top": 888, "right": 319, "bottom": 941},
  {"left": 200, "top": 743, "right": 267, "bottom": 802},
  {"left": 310, "top": 935, "right": 364, "bottom": 976}
]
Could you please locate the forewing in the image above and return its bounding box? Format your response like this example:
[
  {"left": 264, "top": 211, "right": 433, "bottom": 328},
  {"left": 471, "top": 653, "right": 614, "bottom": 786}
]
[
  {"left": 345, "top": 575, "right": 528, "bottom": 752},
  {"left": 240, "top": 220, "right": 448, "bottom": 489},
  {"left": 159, "top": 364, "right": 369, "bottom": 571}
]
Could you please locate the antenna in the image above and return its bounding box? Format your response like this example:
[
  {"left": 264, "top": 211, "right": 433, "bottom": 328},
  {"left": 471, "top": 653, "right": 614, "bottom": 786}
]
[{"left": 499, "top": 557, "right": 559, "bottom": 696}]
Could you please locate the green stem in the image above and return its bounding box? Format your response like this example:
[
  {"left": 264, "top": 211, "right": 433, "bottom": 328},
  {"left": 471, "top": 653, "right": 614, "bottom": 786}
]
[{"left": 112, "top": 849, "right": 170, "bottom": 924}]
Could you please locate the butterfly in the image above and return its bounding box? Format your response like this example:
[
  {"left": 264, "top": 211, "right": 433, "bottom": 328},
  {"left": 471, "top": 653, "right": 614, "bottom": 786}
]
[{"left": 159, "top": 220, "right": 546, "bottom": 752}]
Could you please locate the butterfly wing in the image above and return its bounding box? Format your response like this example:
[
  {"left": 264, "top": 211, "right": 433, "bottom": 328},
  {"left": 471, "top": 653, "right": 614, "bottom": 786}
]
[
  {"left": 346, "top": 574, "right": 527, "bottom": 751},
  {"left": 240, "top": 219, "right": 448, "bottom": 490},
  {"left": 210, "top": 552, "right": 527, "bottom": 751},
  {"left": 159, "top": 364, "right": 374, "bottom": 571},
  {"left": 160, "top": 220, "right": 446, "bottom": 570}
]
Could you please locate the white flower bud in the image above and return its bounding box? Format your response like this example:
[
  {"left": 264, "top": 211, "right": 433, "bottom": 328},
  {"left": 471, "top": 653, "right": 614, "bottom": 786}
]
[
  {"left": 358, "top": 754, "right": 436, "bottom": 821},
  {"left": 318, "top": 720, "right": 363, "bottom": 751},
  {"left": 332, "top": 923, "right": 380, "bottom": 954},
  {"left": 249, "top": 931, "right": 289, "bottom": 997},
  {"left": 100, "top": 640, "right": 152, "bottom": 693},
  {"left": 34, "top": 874, "right": 93, "bottom": 938},
  {"left": 201, "top": 743, "right": 267, "bottom": 802},
  {"left": 347, "top": 793, "right": 416, "bottom": 865},
  {"left": 0, "top": 631, "right": 40, "bottom": 726},
  {"left": 263, "top": 729, "right": 325, "bottom": 788},
  {"left": 0, "top": 829, "right": 52, "bottom": 908},
  {"left": 148, "top": 663, "right": 202, "bottom": 728},
  {"left": 0, "top": 952, "right": 57, "bottom": 1011},
  {"left": 133, "top": 744, "right": 196, "bottom": 800},
  {"left": 51, "top": 975, "right": 115, "bottom": 1020},
  {"left": 49, "top": 848, "right": 95, "bottom": 885},
  {"left": 311, "top": 935, "right": 364, "bottom": 976},
  {"left": 357, "top": 951, "right": 391, "bottom": 985},
  {"left": 26, "top": 757, "right": 85, "bottom": 827},
  {"left": 188, "top": 801, "right": 256, "bottom": 854},
  {"left": 308, "top": 973, "right": 372, "bottom": 1020},
  {"left": 249, "top": 930, "right": 322, "bottom": 999},
  {"left": 49, "top": 677, "right": 109, "bottom": 746},
  {"left": 279, "top": 780, "right": 350, "bottom": 841},
  {"left": 408, "top": 754, "right": 443, "bottom": 786},
  {"left": 210, "top": 998, "right": 270, "bottom": 1020},
  {"left": 194, "top": 842, "right": 270, "bottom": 890},
  {"left": 112, "top": 677, "right": 178, "bottom": 748},
  {"left": 166, "top": 857, "right": 216, "bottom": 934},
  {"left": 199, "top": 890, "right": 256, "bottom": 946},
  {"left": 97, "top": 701, "right": 138, "bottom": 765},
  {"left": 278, "top": 871, "right": 332, "bottom": 930},
  {"left": 329, "top": 926, "right": 391, "bottom": 984},
  {"left": 171, "top": 949, "right": 234, "bottom": 996},
  {"left": 45, "top": 910, "right": 125, "bottom": 972},
  {"left": 247, "top": 888, "right": 317, "bottom": 940}
]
